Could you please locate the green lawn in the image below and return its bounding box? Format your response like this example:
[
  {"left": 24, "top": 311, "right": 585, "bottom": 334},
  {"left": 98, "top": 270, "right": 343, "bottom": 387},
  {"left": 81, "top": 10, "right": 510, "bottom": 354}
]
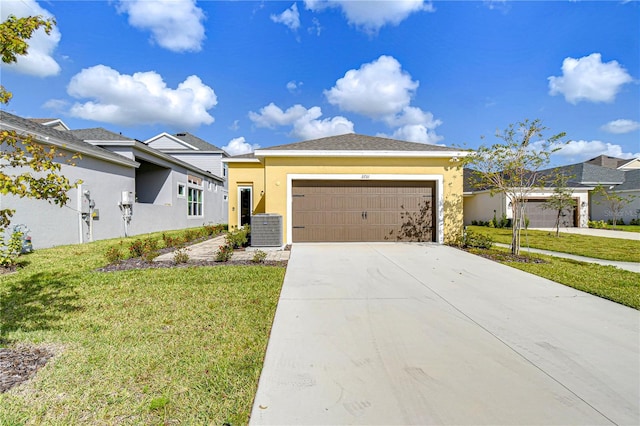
[
  {"left": 0, "top": 232, "right": 285, "bottom": 424},
  {"left": 467, "top": 226, "right": 640, "bottom": 262},
  {"left": 468, "top": 247, "right": 639, "bottom": 310}
]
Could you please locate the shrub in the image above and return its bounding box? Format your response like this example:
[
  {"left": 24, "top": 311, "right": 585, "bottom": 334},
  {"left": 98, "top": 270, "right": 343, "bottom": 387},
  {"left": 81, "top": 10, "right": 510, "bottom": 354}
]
[
  {"left": 173, "top": 247, "right": 190, "bottom": 264},
  {"left": 0, "top": 230, "right": 24, "bottom": 267},
  {"left": 215, "top": 244, "right": 234, "bottom": 262},
  {"left": 128, "top": 239, "right": 146, "bottom": 257},
  {"left": 226, "top": 225, "right": 249, "bottom": 249},
  {"left": 128, "top": 238, "right": 160, "bottom": 260},
  {"left": 203, "top": 223, "right": 225, "bottom": 236},
  {"left": 252, "top": 250, "right": 267, "bottom": 263},
  {"left": 453, "top": 229, "right": 494, "bottom": 249},
  {"left": 105, "top": 245, "right": 124, "bottom": 263},
  {"left": 588, "top": 220, "right": 607, "bottom": 229}
]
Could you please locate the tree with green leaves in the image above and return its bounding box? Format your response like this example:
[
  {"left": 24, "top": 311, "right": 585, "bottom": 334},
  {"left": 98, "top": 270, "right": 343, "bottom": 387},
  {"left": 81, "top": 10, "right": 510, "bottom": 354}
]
[
  {"left": 592, "top": 185, "right": 637, "bottom": 229},
  {"left": 1, "top": 15, "right": 78, "bottom": 263},
  {"left": 541, "top": 174, "right": 577, "bottom": 237},
  {"left": 463, "top": 119, "right": 566, "bottom": 255}
]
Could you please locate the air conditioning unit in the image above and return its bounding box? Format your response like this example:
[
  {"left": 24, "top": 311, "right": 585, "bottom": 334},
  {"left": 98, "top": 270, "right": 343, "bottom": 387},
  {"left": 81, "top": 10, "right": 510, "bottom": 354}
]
[{"left": 251, "top": 214, "right": 283, "bottom": 247}]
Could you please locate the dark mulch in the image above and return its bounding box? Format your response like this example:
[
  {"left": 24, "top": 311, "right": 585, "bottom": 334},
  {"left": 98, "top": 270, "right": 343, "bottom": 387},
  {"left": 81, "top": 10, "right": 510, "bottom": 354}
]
[
  {"left": 466, "top": 248, "right": 548, "bottom": 264},
  {"left": 0, "top": 347, "right": 53, "bottom": 393},
  {"left": 97, "top": 258, "right": 288, "bottom": 272}
]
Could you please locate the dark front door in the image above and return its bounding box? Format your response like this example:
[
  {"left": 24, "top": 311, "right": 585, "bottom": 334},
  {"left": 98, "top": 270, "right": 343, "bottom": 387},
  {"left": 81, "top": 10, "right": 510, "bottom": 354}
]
[{"left": 240, "top": 187, "right": 252, "bottom": 226}]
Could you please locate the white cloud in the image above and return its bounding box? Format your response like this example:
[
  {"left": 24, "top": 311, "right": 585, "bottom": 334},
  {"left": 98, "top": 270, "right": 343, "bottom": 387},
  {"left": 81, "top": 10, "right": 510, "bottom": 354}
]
[
  {"left": 287, "top": 80, "right": 303, "bottom": 93},
  {"left": 66, "top": 65, "right": 217, "bottom": 128},
  {"left": 249, "top": 102, "right": 354, "bottom": 140},
  {"left": 0, "top": 0, "right": 61, "bottom": 77},
  {"left": 601, "top": 119, "right": 640, "bottom": 134},
  {"left": 532, "top": 139, "right": 640, "bottom": 164},
  {"left": 548, "top": 53, "right": 633, "bottom": 104},
  {"left": 223, "top": 137, "right": 260, "bottom": 156},
  {"left": 271, "top": 3, "right": 300, "bottom": 31},
  {"left": 116, "top": 0, "right": 205, "bottom": 52},
  {"left": 304, "top": 0, "right": 433, "bottom": 33},
  {"left": 380, "top": 106, "right": 443, "bottom": 144},
  {"left": 325, "top": 55, "right": 418, "bottom": 118}
]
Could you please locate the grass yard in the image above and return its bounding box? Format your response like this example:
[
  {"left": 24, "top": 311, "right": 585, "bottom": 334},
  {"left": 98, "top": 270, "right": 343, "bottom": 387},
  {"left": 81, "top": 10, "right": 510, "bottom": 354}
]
[
  {"left": 468, "top": 247, "right": 639, "bottom": 310},
  {"left": 0, "top": 231, "right": 285, "bottom": 424},
  {"left": 467, "top": 226, "right": 640, "bottom": 263}
]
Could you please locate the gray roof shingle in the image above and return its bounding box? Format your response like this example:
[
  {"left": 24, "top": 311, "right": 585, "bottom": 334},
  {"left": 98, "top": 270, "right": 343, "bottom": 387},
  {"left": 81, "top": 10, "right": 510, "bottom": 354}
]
[
  {"left": 0, "top": 110, "right": 137, "bottom": 166},
  {"left": 616, "top": 169, "right": 640, "bottom": 191},
  {"left": 70, "top": 128, "right": 135, "bottom": 141},
  {"left": 173, "top": 132, "right": 225, "bottom": 152},
  {"left": 261, "top": 133, "right": 460, "bottom": 152}
]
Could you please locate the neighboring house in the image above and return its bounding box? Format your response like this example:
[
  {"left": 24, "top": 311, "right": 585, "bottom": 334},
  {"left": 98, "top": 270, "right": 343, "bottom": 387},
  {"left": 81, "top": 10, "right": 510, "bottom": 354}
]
[
  {"left": 0, "top": 111, "right": 226, "bottom": 249},
  {"left": 585, "top": 155, "right": 640, "bottom": 223},
  {"left": 463, "top": 169, "right": 592, "bottom": 228},
  {"left": 223, "top": 133, "right": 467, "bottom": 245},
  {"left": 463, "top": 155, "right": 640, "bottom": 227},
  {"left": 144, "top": 132, "right": 229, "bottom": 188}
]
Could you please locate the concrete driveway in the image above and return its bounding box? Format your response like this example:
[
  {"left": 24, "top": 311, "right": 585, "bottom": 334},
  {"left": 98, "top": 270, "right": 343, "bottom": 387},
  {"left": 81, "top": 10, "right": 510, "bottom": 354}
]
[{"left": 250, "top": 243, "right": 639, "bottom": 425}]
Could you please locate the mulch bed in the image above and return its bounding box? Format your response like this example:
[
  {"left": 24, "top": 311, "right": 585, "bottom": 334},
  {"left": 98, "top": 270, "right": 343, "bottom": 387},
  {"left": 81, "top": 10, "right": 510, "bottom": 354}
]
[
  {"left": 97, "top": 258, "right": 288, "bottom": 272},
  {"left": 0, "top": 346, "right": 53, "bottom": 393},
  {"left": 466, "top": 248, "right": 547, "bottom": 264}
]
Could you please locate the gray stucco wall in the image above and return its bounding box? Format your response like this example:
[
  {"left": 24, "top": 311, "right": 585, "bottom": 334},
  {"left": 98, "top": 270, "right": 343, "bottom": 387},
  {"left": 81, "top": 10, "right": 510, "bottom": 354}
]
[
  {"left": 1, "top": 155, "right": 134, "bottom": 249},
  {"left": 2, "top": 152, "right": 228, "bottom": 249}
]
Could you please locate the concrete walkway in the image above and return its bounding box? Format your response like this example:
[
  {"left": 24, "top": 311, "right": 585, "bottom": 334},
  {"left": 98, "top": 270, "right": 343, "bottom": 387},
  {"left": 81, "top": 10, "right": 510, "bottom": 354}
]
[
  {"left": 251, "top": 243, "right": 639, "bottom": 425},
  {"left": 494, "top": 243, "right": 639, "bottom": 273},
  {"left": 153, "top": 235, "right": 290, "bottom": 263}
]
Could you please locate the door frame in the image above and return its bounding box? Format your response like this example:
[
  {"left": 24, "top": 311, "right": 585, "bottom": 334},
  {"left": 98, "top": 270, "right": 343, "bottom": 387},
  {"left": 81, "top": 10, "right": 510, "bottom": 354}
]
[
  {"left": 287, "top": 174, "right": 444, "bottom": 245},
  {"left": 238, "top": 185, "right": 253, "bottom": 227}
]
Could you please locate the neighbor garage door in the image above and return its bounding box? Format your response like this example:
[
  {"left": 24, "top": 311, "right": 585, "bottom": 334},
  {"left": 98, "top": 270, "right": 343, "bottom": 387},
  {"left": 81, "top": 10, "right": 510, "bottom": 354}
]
[
  {"left": 292, "top": 180, "right": 435, "bottom": 242},
  {"left": 523, "top": 199, "right": 576, "bottom": 228}
]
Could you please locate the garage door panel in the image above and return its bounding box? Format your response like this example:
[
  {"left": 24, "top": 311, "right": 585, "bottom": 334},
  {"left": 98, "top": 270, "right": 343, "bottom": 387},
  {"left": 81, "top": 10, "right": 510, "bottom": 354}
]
[{"left": 292, "top": 180, "right": 435, "bottom": 242}]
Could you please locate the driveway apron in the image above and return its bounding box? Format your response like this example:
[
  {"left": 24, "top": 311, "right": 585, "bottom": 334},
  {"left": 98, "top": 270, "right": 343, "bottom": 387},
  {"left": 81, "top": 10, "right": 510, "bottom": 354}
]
[{"left": 250, "top": 243, "right": 639, "bottom": 425}]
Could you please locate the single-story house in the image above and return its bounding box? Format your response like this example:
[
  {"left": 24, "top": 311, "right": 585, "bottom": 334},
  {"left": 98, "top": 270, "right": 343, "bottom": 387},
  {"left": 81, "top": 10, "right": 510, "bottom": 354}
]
[
  {"left": 223, "top": 133, "right": 468, "bottom": 245},
  {"left": 463, "top": 155, "right": 640, "bottom": 227},
  {"left": 463, "top": 169, "right": 592, "bottom": 228},
  {"left": 585, "top": 155, "right": 640, "bottom": 223},
  {"left": 1, "top": 111, "right": 226, "bottom": 249}
]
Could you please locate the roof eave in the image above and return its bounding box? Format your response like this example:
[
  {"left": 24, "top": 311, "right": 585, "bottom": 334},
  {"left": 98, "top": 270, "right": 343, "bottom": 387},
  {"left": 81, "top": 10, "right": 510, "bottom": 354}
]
[
  {"left": 223, "top": 157, "right": 260, "bottom": 163},
  {"left": 0, "top": 122, "right": 139, "bottom": 168},
  {"left": 253, "top": 150, "right": 470, "bottom": 158}
]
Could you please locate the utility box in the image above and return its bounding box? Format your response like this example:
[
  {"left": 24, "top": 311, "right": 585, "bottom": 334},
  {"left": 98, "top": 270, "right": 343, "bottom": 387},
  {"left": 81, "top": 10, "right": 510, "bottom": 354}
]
[{"left": 250, "top": 214, "right": 283, "bottom": 247}]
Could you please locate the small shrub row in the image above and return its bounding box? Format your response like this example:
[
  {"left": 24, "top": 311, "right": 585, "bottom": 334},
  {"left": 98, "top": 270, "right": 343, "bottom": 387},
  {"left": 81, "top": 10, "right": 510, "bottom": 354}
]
[
  {"left": 452, "top": 229, "right": 494, "bottom": 249},
  {"left": 104, "top": 224, "right": 227, "bottom": 264}
]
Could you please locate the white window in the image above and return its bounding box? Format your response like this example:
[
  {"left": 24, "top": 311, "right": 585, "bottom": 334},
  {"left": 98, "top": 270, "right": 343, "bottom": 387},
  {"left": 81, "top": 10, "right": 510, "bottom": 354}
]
[
  {"left": 177, "top": 183, "right": 186, "bottom": 197},
  {"left": 187, "top": 174, "right": 203, "bottom": 216},
  {"left": 188, "top": 187, "right": 203, "bottom": 216}
]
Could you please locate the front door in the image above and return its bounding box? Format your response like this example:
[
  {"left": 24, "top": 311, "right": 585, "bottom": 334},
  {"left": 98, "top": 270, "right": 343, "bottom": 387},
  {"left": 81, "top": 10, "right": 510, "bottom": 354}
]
[{"left": 239, "top": 187, "right": 252, "bottom": 227}]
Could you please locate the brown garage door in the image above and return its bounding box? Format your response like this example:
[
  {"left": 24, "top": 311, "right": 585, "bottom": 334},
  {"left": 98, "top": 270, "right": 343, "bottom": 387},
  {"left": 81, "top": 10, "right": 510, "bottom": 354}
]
[
  {"left": 523, "top": 200, "right": 576, "bottom": 228},
  {"left": 292, "top": 180, "right": 435, "bottom": 242}
]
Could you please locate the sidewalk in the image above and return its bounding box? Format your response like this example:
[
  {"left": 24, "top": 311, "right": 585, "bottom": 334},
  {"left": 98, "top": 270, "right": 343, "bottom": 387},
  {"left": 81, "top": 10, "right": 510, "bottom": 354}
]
[
  {"left": 153, "top": 235, "right": 290, "bottom": 263},
  {"left": 495, "top": 243, "right": 639, "bottom": 273}
]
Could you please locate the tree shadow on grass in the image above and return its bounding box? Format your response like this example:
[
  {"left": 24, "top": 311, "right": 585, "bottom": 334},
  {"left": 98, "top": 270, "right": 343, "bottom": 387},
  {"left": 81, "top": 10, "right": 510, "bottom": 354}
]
[{"left": 0, "top": 272, "right": 81, "bottom": 345}]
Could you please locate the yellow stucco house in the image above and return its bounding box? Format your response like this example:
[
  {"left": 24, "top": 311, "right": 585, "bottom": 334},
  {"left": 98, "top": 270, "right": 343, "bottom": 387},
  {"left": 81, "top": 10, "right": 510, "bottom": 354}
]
[{"left": 223, "top": 134, "right": 468, "bottom": 245}]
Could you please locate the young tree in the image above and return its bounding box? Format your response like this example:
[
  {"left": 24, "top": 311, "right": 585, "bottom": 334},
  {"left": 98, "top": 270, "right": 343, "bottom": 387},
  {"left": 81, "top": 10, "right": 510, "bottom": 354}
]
[
  {"left": 541, "top": 174, "right": 577, "bottom": 237},
  {"left": 1, "top": 15, "right": 78, "bottom": 259},
  {"left": 463, "top": 119, "right": 566, "bottom": 255},
  {"left": 592, "top": 185, "right": 637, "bottom": 229}
]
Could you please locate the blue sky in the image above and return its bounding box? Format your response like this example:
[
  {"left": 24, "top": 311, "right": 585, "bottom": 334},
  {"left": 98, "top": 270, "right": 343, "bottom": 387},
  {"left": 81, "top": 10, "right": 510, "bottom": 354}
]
[{"left": 1, "top": 0, "right": 638, "bottom": 165}]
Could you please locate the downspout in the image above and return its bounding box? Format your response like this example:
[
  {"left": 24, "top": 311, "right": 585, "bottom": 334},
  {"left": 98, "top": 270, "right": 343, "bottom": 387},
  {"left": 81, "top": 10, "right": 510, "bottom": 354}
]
[{"left": 77, "top": 184, "right": 84, "bottom": 243}]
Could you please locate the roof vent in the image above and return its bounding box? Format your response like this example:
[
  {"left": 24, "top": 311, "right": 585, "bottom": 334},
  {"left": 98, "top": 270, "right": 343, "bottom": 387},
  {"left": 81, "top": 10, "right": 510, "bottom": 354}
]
[{"left": 176, "top": 133, "right": 187, "bottom": 136}]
